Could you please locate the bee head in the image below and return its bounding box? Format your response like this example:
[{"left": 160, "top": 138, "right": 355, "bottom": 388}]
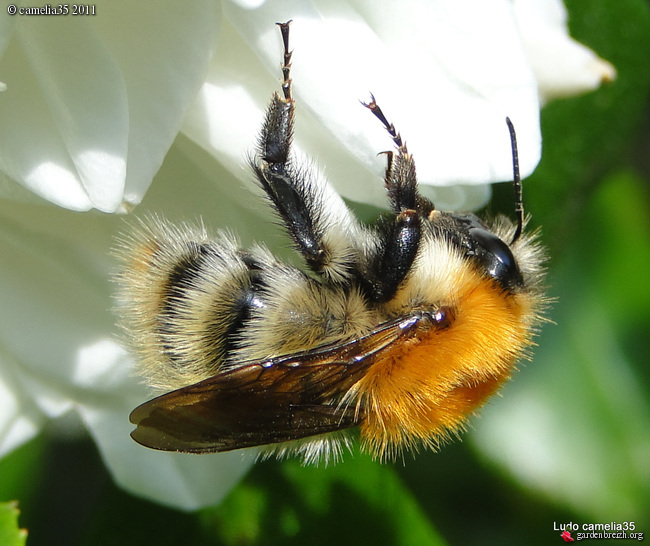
[
  {"left": 426, "top": 115, "right": 526, "bottom": 294},
  {"left": 445, "top": 211, "right": 524, "bottom": 292}
]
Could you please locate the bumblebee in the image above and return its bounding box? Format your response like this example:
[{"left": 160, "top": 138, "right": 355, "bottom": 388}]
[{"left": 117, "top": 22, "right": 546, "bottom": 463}]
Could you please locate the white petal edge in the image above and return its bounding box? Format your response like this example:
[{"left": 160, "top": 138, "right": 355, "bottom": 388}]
[
  {"left": 81, "top": 398, "right": 256, "bottom": 511},
  {"left": 513, "top": 0, "right": 616, "bottom": 103},
  {"left": 71, "top": 337, "right": 256, "bottom": 511},
  {"left": 185, "top": 2, "right": 536, "bottom": 211},
  {"left": 0, "top": 0, "right": 219, "bottom": 212},
  {"left": 0, "top": 138, "right": 269, "bottom": 508},
  {"left": 0, "top": 358, "right": 49, "bottom": 456},
  {"left": 220, "top": 0, "right": 541, "bottom": 187}
]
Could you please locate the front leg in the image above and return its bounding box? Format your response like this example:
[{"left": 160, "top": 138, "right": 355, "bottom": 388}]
[
  {"left": 361, "top": 96, "right": 432, "bottom": 302},
  {"left": 362, "top": 95, "right": 435, "bottom": 216},
  {"left": 366, "top": 209, "right": 422, "bottom": 303}
]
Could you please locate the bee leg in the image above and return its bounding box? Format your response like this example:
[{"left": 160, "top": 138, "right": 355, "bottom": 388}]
[
  {"left": 251, "top": 91, "right": 328, "bottom": 268},
  {"left": 362, "top": 95, "right": 435, "bottom": 217},
  {"left": 361, "top": 96, "right": 434, "bottom": 302},
  {"left": 251, "top": 21, "right": 361, "bottom": 280},
  {"left": 251, "top": 22, "right": 325, "bottom": 270},
  {"left": 365, "top": 209, "right": 422, "bottom": 303}
]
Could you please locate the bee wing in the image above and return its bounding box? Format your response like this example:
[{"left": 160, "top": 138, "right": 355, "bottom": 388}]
[{"left": 129, "top": 313, "right": 425, "bottom": 453}]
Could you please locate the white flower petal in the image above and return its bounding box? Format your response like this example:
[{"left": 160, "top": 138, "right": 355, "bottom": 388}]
[
  {"left": 427, "top": 184, "right": 493, "bottom": 213},
  {"left": 0, "top": 0, "right": 618, "bottom": 512},
  {"left": 216, "top": 0, "right": 540, "bottom": 196},
  {"left": 0, "top": 354, "right": 48, "bottom": 456},
  {"left": 0, "top": 137, "right": 264, "bottom": 508},
  {"left": 70, "top": 338, "right": 256, "bottom": 510},
  {"left": 81, "top": 399, "right": 255, "bottom": 511},
  {"left": 0, "top": 205, "right": 115, "bottom": 426},
  {"left": 230, "top": 0, "right": 267, "bottom": 9},
  {"left": 15, "top": 18, "right": 128, "bottom": 212},
  {"left": 0, "top": 0, "right": 219, "bottom": 212},
  {"left": 513, "top": 0, "right": 616, "bottom": 103},
  {"left": 0, "top": 210, "right": 105, "bottom": 456}
]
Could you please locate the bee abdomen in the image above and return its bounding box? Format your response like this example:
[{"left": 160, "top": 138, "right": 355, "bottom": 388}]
[{"left": 117, "top": 219, "right": 272, "bottom": 391}]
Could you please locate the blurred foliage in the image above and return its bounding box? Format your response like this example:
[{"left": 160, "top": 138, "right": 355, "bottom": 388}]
[
  {"left": 1, "top": 0, "right": 649, "bottom": 544},
  {"left": 0, "top": 502, "right": 27, "bottom": 546}
]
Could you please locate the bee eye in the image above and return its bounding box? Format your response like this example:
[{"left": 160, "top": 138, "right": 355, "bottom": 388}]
[{"left": 469, "top": 227, "right": 523, "bottom": 290}]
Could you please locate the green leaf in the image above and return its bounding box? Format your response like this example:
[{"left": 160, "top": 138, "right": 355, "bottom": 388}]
[
  {"left": 0, "top": 502, "right": 27, "bottom": 546},
  {"left": 201, "top": 455, "right": 446, "bottom": 546},
  {"left": 0, "top": 436, "right": 46, "bottom": 511}
]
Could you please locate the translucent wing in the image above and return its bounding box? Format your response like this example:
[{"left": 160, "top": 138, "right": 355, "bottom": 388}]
[{"left": 129, "top": 313, "right": 426, "bottom": 453}]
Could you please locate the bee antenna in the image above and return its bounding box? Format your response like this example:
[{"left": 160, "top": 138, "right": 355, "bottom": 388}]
[{"left": 505, "top": 117, "right": 524, "bottom": 244}]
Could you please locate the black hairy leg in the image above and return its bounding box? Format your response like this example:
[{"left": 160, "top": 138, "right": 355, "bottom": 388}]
[
  {"left": 362, "top": 95, "right": 434, "bottom": 216},
  {"left": 359, "top": 96, "right": 434, "bottom": 302},
  {"left": 251, "top": 21, "right": 333, "bottom": 273},
  {"left": 252, "top": 23, "right": 427, "bottom": 301},
  {"left": 362, "top": 209, "right": 422, "bottom": 303}
]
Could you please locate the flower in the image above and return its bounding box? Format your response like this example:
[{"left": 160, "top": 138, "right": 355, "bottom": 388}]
[
  {"left": 513, "top": 0, "right": 616, "bottom": 104},
  {"left": 0, "top": 0, "right": 614, "bottom": 509},
  {"left": 0, "top": 1, "right": 219, "bottom": 213}
]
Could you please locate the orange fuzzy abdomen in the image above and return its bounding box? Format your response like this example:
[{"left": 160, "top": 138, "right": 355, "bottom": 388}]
[{"left": 355, "top": 273, "right": 535, "bottom": 459}]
